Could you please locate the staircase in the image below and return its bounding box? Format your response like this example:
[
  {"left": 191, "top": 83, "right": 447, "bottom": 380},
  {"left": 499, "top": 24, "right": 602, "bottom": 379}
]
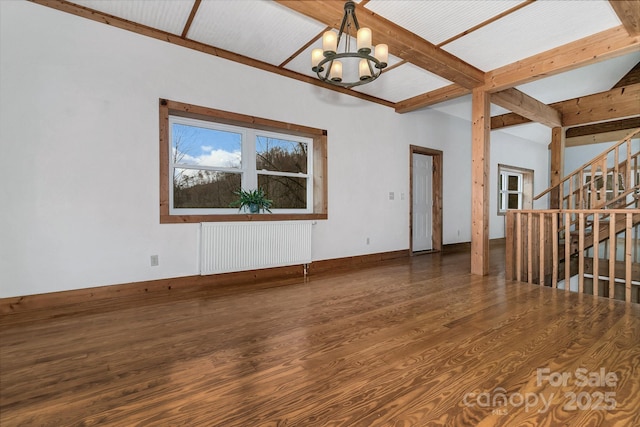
[{"left": 505, "top": 128, "right": 640, "bottom": 303}]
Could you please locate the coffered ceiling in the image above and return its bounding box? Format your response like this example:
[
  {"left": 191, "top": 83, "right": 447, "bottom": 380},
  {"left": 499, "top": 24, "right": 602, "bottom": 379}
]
[{"left": 29, "top": 0, "right": 640, "bottom": 143}]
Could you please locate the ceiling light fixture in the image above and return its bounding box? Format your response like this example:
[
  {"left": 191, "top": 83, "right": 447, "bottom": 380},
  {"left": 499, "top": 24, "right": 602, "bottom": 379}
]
[{"left": 311, "top": 1, "right": 388, "bottom": 88}]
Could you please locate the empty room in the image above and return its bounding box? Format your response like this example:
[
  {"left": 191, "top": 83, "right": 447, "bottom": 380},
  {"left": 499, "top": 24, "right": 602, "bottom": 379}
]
[{"left": 1, "top": 0, "right": 639, "bottom": 425}]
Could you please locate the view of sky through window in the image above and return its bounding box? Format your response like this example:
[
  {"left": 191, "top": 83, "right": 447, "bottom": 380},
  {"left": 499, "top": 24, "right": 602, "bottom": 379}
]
[{"left": 172, "top": 123, "right": 241, "bottom": 168}]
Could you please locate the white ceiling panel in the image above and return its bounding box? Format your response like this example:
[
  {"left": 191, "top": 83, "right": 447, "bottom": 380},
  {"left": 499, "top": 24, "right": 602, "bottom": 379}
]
[
  {"left": 494, "top": 123, "right": 552, "bottom": 145},
  {"left": 67, "top": 0, "right": 194, "bottom": 35},
  {"left": 366, "top": 0, "right": 526, "bottom": 45},
  {"left": 428, "top": 94, "right": 472, "bottom": 120},
  {"left": 516, "top": 52, "right": 640, "bottom": 104},
  {"left": 188, "top": 1, "right": 326, "bottom": 66},
  {"left": 353, "top": 63, "right": 452, "bottom": 103},
  {"left": 442, "top": 0, "right": 621, "bottom": 71},
  {"left": 426, "top": 95, "right": 553, "bottom": 144},
  {"left": 427, "top": 94, "right": 510, "bottom": 120}
]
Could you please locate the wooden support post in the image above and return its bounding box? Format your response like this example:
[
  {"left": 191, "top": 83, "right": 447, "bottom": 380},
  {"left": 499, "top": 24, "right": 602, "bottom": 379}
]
[
  {"left": 471, "top": 88, "right": 490, "bottom": 276},
  {"left": 539, "top": 212, "right": 545, "bottom": 287},
  {"left": 609, "top": 213, "right": 616, "bottom": 298},
  {"left": 552, "top": 213, "right": 558, "bottom": 288},
  {"left": 625, "top": 212, "right": 632, "bottom": 302},
  {"left": 578, "top": 213, "right": 585, "bottom": 294},
  {"left": 505, "top": 212, "right": 514, "bottom": 280},
  {"left": 565, "top": 212, "right": 571, "bottom": 290},
  {"left": 593, "top": 214, "right": 600, "bottom": 297},
  {"left": 550, "top": 127, "right": 564, "bottom": 208},
  {"left": 528, "top": 212, "right": 533, "bottom": 284},
  {"left": 516, "top": 213, "right": 522, "bottom": 282}
]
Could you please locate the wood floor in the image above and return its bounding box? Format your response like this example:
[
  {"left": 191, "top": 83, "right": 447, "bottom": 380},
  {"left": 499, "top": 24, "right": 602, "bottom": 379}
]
[{"left": 1, "top": 246, "right": 639, "bottom": 426}]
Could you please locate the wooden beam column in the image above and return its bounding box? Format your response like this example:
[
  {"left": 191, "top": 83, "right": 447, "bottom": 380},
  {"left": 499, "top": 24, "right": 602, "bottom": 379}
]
[
  {"left": 471, "top": 88, "right": 491, "bottom": 276},
  {"left": 550, "top": 127, "right": 565, "bottom": 208},
  {"left": 491, "top": 88, "right": 562, "bottom": 128}
]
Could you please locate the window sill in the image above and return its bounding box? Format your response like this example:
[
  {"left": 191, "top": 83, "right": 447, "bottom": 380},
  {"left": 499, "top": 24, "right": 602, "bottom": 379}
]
[{"left": 161, "top": 213, "right": 328, "bottom": 224}]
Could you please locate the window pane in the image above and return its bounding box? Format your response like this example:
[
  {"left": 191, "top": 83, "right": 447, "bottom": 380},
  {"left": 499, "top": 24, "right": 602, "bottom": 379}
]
[
  {"left": 593, "top": 175, "right": 604, "bottom": 190},
  {"left": 605, "top": 173, "right": 623, "bottom": 191},
  {"left": 172, "top": 123, "right": 241, "bottom": 168},
  {"left": 173, "top": 168, "right": 241, "bottom": 208},
  {"left": 256, "top": 136, "right": 307, "bottom": 174},
  {"left": 499, "top": 194, "right": 506, "bottom": 211},
  {"left": 507, "top": 175, "right": 519, "bottom": 191},
  {"left": 508, "top": 194, "right": 520, "bottom": 209},
  {"left": 258, "top": 175, "right": 307, "bottom": 209}
]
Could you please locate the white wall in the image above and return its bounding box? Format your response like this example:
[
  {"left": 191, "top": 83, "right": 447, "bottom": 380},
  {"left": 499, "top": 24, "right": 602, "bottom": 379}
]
[
  {"left": 405, "top": 110, "right": 550, "bottom": 242},
  {"left": 0, "top": 1, "right": 549, "bottom": 298},
  {"left": 490, "top": 130, "right": 550, "bottom": 238},
  {"left": 565, "top": 138, "right": 640, "bottom": 173}
]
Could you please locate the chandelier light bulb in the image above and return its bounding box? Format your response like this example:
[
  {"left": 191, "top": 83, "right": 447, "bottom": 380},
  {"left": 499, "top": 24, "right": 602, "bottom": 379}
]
[
  {"left": 322, "top": 31, "right": 337, "bottom": 56},
  {"left": 357, "top": 28, "right": 372, "bottom": 54},
  {"left": 374, "top": 44, "right": 388, "bottom": 68},
  {"left": 311, "top": 48, "right": 324, "bottom": 72},
  {"left": 329, "top": 61, "right": 343, "bottom": 82},
  {"left": 359, "top": 59, "right": 372, "bottom": 80}
]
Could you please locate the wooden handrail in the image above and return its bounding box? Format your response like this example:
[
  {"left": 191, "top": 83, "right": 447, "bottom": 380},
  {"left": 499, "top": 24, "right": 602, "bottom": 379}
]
[
  {"left": 602, "top": 184, "right": 639, "bottom": 209},
  {"left": 512, "top": 208, "right": 638, "bottom": 214},
  {"left": 535, "top": 128, "right": 640, "bottom": 200},
  {"left": 505, "top": 209, "right": 640, "bottom": 303}
]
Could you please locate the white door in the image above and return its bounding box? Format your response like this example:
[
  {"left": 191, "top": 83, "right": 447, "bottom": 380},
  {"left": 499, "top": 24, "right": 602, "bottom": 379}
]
[{"left": 413, "top": 153, "right": 432, "bottom": 251}]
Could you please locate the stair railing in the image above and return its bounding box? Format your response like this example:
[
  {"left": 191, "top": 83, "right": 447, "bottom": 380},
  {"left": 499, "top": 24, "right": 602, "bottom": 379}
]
[
  {"left": 505, "top": 209, "right": 640, "bottom": 303},
  {"left": 535, "top": 128, "right": 640, "bottom": 211}
]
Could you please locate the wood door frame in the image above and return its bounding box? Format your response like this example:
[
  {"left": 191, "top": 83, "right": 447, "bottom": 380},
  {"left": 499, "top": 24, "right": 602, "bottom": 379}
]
[{"left": 410, "top": 146, "right": 443, "bottom": 254}]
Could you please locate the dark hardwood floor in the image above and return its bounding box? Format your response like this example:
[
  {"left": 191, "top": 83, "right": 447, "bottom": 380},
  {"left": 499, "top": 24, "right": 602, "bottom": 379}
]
[{"left": 1, "top": 245, "right": 639, "bottom": 426}]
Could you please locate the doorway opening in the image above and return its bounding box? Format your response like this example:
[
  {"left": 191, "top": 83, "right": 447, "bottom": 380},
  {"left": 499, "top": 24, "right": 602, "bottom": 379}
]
[{"left": 410, "top": 146, "right": 443, "bottom": 254}]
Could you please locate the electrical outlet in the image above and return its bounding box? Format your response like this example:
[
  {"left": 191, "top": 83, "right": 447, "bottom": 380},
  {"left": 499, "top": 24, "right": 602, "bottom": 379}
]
[
  {"left": 150, "top": 255, "right": 159, "bottom": 266},
  {"left": 366, "top": 237, "right": 370, "bottom": 245},
  {"left": 389, "top": 192, "right": 395, "bottom": 200}
]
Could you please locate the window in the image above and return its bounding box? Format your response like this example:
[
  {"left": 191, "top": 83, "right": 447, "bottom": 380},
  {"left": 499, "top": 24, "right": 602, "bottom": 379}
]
[
  {"left": 584, "top": 171, "right": 624, "bottom": 206},
  {"left": 160, "top": 99, "right": 327, "bottom": 223},
  {"left": 498, "top": 164, "right": 533, "bottom": 215},
  {"left": 499, "top": 170, "right": 523, "bottom": 212}
]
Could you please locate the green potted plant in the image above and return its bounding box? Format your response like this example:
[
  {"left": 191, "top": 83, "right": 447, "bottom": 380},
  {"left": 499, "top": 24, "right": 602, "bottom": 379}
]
[{"left": 230, "top": 188, "right": 273, "bottom": 214}]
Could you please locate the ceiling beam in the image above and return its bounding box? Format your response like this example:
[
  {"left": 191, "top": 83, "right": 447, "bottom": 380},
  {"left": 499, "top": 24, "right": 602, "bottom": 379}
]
[
  {"left": 180, "top": 0, "right": 201, "bottom": 38},
  {"left": 491, "top": 88, "right": 562, "bottom": 128},
  {"left": 436, "top": 0, "right": 535, "bottom": 48},
  {"left": 566, "top": 129, "right": 639, "bottom": 147},
  {"left": 559, "top": 83, "right": 640, "bottom": 127},
  {"left": 491, "top": 112, "right": 530, "bottom": 130},
  {"left": 613, "top": 61, "right": 640, "bottom": 88},
  {"left": 397, "top": 26, "right": 640, "bottom": 113},
  {"left": 566, "top": 117, "right": 640, "bottom": 138},
  {"left": 565, "top": 117, "right": 640, "bottom": 148},
  {"left": 275, "top": 0, "right": 485, "bottom": 89},
  {"left": 491, "top": 83, "right": 640, "bottom": 129},
  {"left": 484, "top": 26, "right": 640, "bottom": 92},
  {"left": 395, "top": 85, "right": 471, "bottom": 114},
  {"left": 609, "top": 1, "right": 640, "bottom": 36}
]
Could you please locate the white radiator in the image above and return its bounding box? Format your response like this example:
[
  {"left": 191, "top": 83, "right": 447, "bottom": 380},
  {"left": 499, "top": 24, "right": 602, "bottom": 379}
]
[{"left": 200, "top": 221, "right": 313, "bottom": 275}]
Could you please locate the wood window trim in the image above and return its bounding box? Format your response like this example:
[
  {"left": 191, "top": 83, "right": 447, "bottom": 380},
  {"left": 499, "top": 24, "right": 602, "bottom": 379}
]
[
  {"left": 159, "top": 99, "right": 328, "bottom": 223},
  {"left": 497, "top": 164, "right": 534, "bottom": 216}
]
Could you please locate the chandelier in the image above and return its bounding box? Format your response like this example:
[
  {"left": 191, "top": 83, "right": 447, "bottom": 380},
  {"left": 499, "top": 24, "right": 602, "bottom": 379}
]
[{"left": 311, "top": 1, "right": 388, "bottom": 88}]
